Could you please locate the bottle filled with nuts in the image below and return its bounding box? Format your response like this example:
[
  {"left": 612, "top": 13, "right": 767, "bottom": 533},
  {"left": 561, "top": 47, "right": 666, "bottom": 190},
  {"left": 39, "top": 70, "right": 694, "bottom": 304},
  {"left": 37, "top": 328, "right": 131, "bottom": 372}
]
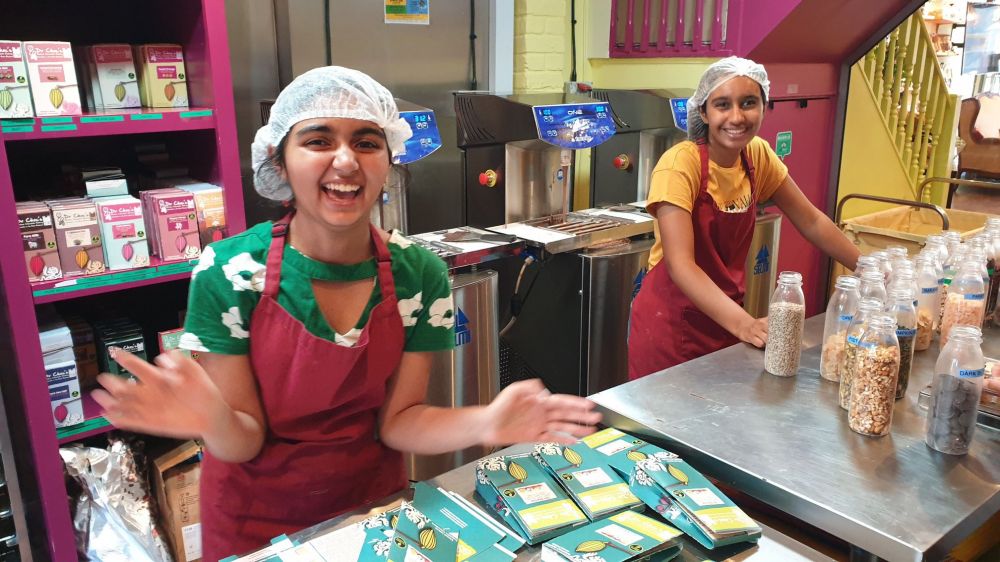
[
  {"left": 940, "top": 259, "right": 987, "bottom": 349},
  {"left": 848, "top": 314, "right": 901, "bottom": 437},
  {"left": 914, "top": 255, "right": 939, "bottom": 351},
  {"left": 926, "top": 325, "right": 985, "bottom": 455},
  {"left": 764, "top": 271, "right": 805, "bottom": 377},
  {"left": 888, "top": 288, "right": 916, "bottom": 399},
  {"left": 859, "top": 270, "right": 888, "bottom": 309},
  {"left": 839, "top": 298, "right": 885, "bottom": 410},
  {"left": 820, "top": 275, "right": 861, "bottom": 382}
]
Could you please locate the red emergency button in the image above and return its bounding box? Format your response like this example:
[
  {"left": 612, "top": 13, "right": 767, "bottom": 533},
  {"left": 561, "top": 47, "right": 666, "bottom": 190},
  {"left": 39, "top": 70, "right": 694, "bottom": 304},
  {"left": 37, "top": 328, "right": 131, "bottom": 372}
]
[
  {"left": 613, "top": 154, "right": 631, "bottom": 170},
  {"left": 479, "top": 169, "right": 498, "bottom": 188}
]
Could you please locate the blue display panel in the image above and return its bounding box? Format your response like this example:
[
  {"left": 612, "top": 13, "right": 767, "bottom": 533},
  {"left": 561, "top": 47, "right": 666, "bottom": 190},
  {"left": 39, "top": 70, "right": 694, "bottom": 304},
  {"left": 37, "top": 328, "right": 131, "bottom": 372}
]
[
  {"left": 670, "top": 97, "right": 689, "bottom": 132},
  {"left": 532, "top": 103, "right": 615, "bottom": 149},
  {"left": 394, "top": 109, "right": 442, "bottom": 164}
]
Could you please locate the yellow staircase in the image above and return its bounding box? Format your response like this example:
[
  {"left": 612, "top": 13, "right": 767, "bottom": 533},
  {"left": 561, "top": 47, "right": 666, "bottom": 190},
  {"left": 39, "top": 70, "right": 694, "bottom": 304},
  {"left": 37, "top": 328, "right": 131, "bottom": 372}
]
[{"left": 850, "top": 10, "right": 958, "bottom": 208}]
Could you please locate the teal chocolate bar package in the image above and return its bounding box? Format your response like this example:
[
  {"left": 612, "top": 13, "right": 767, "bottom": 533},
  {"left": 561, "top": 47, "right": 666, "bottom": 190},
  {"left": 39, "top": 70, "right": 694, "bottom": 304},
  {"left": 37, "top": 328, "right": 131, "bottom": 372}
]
[
  {"left": 474, "top": 454, "right": 588, "bottom": 545},
  {"left": 411, "top": 482, "right": 518, "bottom": 560},
  {"left": 356, "top": 508, "right": 400, "bottom": 562},
  {"left": 532, "top": 442, "right": 643, "bottom": 521},
  {"left": 386, "top": 502, "right": 458, "bottom": 562},
  {"left": 542, "top": 509, "right": 684, "bottom": 561}
]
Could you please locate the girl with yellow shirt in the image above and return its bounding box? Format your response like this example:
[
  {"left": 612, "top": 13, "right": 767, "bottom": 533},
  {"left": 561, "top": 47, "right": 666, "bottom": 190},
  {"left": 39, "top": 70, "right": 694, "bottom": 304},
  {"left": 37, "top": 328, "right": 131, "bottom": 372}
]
[{"left": 628, "top": 57, "right": 859, "bottom": 379}]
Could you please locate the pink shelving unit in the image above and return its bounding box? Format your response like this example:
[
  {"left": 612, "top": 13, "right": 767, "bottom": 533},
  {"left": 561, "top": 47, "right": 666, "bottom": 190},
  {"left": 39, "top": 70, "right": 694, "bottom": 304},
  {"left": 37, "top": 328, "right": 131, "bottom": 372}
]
[{"left": 0, "top": 1, "right": 244, "bottom": 559}]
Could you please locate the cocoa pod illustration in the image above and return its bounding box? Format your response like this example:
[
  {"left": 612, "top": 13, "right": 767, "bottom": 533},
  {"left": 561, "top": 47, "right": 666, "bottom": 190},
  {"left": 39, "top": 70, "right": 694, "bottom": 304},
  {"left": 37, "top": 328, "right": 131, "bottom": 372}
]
[
  {"left": 75, "top": 249, "right": 89, "bottom": 269},
  {"left": 626, "top": 450, "right": 647, "bottom": 462},
  {"left": 576, "top": 540, "right": 607, "bottom": 553},
  {"left": 175, "top": 232, "right": 187, "bottom": 253},
  {"left": 667, "top": 464, "right": 689, "bottom": 486},
  {"left": 121, "top": 242, "right": 134, "bottom": 262},
  {"left": 114, "top": 82, "right": 126, "bottom": 102},
  {"left": 50, "top": 86, "right": 64, "bottom": 109},
  {"left": 508, "top": 461, "right": 528, "bottom": 483},
  {"left": 418, "top": 528, "right": 436, "bottom": 550},
  {"left": 563, "top": 447, "right": 583, "bottom": 467},
  {"left": 164, "top": 82, "right": 175, "bottom": 101},
  {"left": 211, "top": 228, "right": 224, "bottom": 242},
  {"left": 29, "top": 254, "right": 45, "bottom": 276},
  {"left": 0, "top": 88, "right": 12, "bottom": 111}
]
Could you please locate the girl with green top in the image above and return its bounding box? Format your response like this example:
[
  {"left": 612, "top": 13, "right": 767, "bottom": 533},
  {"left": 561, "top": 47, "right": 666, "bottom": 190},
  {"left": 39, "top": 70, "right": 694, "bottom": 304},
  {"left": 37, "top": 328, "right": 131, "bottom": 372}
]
[{"left": 93, "top": 66, "right": 601, "bottom": 559}]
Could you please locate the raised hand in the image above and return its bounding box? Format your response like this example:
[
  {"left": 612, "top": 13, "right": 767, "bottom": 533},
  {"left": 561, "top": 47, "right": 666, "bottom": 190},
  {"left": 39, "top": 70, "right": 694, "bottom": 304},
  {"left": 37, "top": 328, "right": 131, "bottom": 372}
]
[
  {"left": 91, "top": 348, "right": 228, "bottom": 440},
  {"left": 482, "top": 379, "right": 602, "bottom": 446}
]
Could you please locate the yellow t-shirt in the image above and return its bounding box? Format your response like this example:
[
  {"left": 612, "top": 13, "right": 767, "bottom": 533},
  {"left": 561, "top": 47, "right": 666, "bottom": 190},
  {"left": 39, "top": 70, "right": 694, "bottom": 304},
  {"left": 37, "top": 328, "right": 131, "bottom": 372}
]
[{"left": 645, "top": 137, "right": 788, "bottom": 269}]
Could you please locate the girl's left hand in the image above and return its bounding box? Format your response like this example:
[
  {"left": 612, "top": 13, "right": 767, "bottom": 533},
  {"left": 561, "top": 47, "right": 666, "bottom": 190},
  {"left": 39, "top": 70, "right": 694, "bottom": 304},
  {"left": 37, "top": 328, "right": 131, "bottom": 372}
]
[{"left": 482, "top": 379, "right": 602, "bottom": 445}]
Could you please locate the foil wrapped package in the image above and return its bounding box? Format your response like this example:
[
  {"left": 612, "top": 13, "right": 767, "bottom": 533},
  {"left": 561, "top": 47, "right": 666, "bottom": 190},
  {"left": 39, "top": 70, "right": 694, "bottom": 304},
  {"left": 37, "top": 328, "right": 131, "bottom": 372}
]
[{"left": 61, "top": 436, "right": 173, "bottom": 562}]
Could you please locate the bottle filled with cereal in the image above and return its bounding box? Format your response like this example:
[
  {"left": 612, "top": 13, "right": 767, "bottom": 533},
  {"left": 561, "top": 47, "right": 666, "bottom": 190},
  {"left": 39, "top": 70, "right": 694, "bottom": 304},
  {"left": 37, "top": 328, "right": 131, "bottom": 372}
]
[
  {"left": 888, "top": 288, "right": 916, "bottom": 399},
  {"left": 764, "top": 271, "right": 805, "bottom": 377},
  {"left": 838, "top": 298, "right": 884, "bottom": 410},
  {"left": 820, "top": 275, "right": 861, "bottom": 382},
  {"left": 914, "top": 255, "right": 939, "bottom": 351},
  {"left": 940, "top": 259, "right": 987, "bottom": 349},
  {"left": 848, "top": 314, "right": 901, "bottom": 437}
]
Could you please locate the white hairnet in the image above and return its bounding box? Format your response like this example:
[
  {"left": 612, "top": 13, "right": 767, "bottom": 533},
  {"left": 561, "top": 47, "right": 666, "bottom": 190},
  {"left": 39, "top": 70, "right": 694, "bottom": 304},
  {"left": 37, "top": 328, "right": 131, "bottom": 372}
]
[
  {"left": 251, "top": 66, "right": 413, "bottom": 200},
  {"left": 686, "top": 57, "right": 770, "bottom": 141}
]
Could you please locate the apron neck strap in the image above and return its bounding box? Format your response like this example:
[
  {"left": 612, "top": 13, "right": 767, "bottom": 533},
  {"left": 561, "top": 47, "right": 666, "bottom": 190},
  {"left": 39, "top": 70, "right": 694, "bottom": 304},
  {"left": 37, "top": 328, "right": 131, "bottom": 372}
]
[
  {"left": 370, "top": 225, "right": 397, "bottom": 302},
  {"left": 696, "top": 140, "right": 759, "bottom": 196}
]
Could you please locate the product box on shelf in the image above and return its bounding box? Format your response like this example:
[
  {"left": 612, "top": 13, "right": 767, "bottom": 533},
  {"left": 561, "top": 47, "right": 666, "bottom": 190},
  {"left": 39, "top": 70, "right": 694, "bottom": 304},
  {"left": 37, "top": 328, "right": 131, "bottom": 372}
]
[
  {"left": 157, "top": 328, "right": 196, "bottom": 359},
  {"left": 95, "top": 195, "right": 149, "bottom": 271},
  {"left": 45, "top": 197, "right": 104, "bottom": 276},
  {"left": 532, "top": 443, "right": 643, "bottom": 521},
  {"left": 38, "top": 318, "right": 83, "bottom": 428},
  {"left": 82, "top": 167, "right": 129, "bottom": 198},
  {"left": 17, "top": 201, "right": 61, "bottom": 282},
  {"left": 142, "top": 188, "right": 201, "bottom": 261},
  {"left": 475, "top": 454, "right": 588, "bottom": 545},
  {"left": 22, "top": 41, "right": 81, "bottom": 116},
  {"left": 178, "top": 183, "right": 226, "bottom": 246},
  {"left": 64, "top": 315, "right": 99, "bottom": 390},
  {"left": 0, "top": 40, "right": 34, "bottom": 118},
  {"left": 93, "top": 318, "right": 146, "bottom": 379},
  {"left": 151, "top": 440, "right": 202, "bottom": 562},
  {"left": 77, "top": 43, "right": 140, "bottom": 110},
  {"left": 542, "top": 510, "right": 683, "bottom": 562},
  {"left": 133, "top": 43, "right": 188, "bottom": 108}
]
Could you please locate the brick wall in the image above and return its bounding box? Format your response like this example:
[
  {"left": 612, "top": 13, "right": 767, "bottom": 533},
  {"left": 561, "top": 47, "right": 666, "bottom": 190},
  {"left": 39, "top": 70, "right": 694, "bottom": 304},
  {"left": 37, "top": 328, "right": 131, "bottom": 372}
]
[{"left": 514, "top": 0, "right": 570, "bottom": 93}]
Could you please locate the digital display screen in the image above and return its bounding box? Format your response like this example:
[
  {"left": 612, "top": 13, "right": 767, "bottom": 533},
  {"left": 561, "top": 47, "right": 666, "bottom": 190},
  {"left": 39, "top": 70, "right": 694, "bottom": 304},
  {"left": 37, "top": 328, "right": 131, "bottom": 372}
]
[
  {"left": 532, "top": 102, "right": 616, "bottom": 149},
  {"left": 395, "top": 109, "right": 442, "bottom": 164}
]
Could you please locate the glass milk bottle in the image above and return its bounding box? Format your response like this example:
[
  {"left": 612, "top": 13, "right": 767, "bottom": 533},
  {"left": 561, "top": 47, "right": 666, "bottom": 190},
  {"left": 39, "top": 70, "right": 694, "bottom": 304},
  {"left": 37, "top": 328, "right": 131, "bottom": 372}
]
[
  {"left": 940, "top": 260, "right": 987, "bottom": 348},
  {"left": 871, "top": 250, "right": 894, "bottom": 282},
  {"left": 926, "top": 325, "right": 985, "bottom": 455},
  {"left": 848, "top": 314, "right": 901, "bottom": 437},
  {"left": 820, "top": 276, "right": 861, "bottom": 382},
  {"left": 914, "top": 256, "right": 939, "bottom": 351},
  {"left": 839, "top": 298, "right": 884, "bottom": 410},
  {"left": 888, "top": 289, "right": 916, "bottom": 399},
  {"left": 859, "top": 270, "right": 888, "bottom": 308},
  {"left": 764, "top": 271, "right": 806, "bottom": 377},
  {"left": 855, "top": 255, "right": 880, "bottom": 277}
]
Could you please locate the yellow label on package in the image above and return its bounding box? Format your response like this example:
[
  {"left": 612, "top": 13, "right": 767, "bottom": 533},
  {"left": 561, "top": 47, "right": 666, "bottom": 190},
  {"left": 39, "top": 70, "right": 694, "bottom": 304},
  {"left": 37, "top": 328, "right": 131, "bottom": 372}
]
[
  {"left": 456, "top": 539, "right": 475, "bottom": 562},
  {"left": 577, "top": 483, "right": 639, "bottom": 513},
  {"left": 694, "top": 506, "right": 758, "bottom": 533},
  {"left": 581, "top": 427, "right": 625, "bottom": 449},
  {"left": 519, "top": 499, "right": 585, "bottom": 531},
  {"left": 610, "top": 510, "right": 683, "bottom": 542}
]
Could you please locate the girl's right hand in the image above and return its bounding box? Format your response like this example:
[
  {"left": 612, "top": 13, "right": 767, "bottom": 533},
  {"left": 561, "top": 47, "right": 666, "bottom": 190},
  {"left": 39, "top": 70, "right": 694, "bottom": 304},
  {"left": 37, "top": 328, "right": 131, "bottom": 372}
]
[
  {"left": 92, "top": 348, "right": 230, "bottom": 440},
  {"left": 737, "top": 316, "right": 768, "bottom": 348}
]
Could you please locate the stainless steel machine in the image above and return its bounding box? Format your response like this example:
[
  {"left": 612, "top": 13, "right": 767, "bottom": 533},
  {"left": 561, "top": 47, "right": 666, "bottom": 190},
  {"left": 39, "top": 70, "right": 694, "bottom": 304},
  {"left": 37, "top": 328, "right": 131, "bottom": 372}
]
[
  {"left": 370, "top": 99, "right": 443, "bottom": 234},
  {"left": 587, "top": 89, "right": 690, "bottom": 206},
  {"left": 455, "top": 92, "right": 616, "bottom": 227}
]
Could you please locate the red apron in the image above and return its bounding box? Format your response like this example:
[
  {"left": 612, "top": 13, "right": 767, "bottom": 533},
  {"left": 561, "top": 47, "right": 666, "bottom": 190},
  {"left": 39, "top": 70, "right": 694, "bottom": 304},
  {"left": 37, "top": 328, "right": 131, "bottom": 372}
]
[
  {"left": 628, "top": 141, "right": 758, "bottom": 379},
  {"left": 200, "top": 214, "right": 406, "bottom": 561}
]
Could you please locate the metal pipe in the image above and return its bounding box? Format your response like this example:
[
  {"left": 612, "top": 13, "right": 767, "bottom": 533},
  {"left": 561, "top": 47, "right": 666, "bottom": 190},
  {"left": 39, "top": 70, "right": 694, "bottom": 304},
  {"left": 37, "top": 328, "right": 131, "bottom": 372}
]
[
  {"left": 835, "top": 193, "right": 950, "bottom": 230},
  {"left": 917, "top": 176, "right": 1000, "bottom": 203}
]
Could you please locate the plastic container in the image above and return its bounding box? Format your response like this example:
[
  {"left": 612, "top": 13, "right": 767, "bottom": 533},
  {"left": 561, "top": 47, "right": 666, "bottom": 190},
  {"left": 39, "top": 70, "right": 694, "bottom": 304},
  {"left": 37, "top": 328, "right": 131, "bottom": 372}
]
[
  {"left": 820, "top": 275, "right": 861, "bottom": 382},
  {"left": 914, "top": 255, "right": 939, "bottom": 351},
  {"left": 940, "top": 259, "right": 987, "bottom": 349},
  {"left": 848, "top": 314, "right": 901, "bottom": 437},
  {"left": 888, "top": 288, "right": 916, "bottom": 399},
  {"left": 925, "top": 325, "right": 985, "bottom": 455},
  {"left": 859, "top": 270, "right": 888, "bottom": 308},
  {"left": 839, "top": 298, "right": 885, "bottom": 410},
  {"left": 764, "top": 271, "right": 805, "bottom": 377}
]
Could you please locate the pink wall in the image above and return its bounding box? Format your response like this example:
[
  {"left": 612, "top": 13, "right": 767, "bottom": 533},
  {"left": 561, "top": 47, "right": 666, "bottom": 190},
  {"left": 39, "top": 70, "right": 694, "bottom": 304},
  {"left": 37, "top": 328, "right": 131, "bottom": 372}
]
[{"left": 733, "top": 0, "right": 803, "bottom": 56}]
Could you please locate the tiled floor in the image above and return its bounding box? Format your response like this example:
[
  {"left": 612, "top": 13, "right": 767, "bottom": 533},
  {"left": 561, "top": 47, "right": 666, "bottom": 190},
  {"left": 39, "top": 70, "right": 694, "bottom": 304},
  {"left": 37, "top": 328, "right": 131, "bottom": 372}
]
[{"left": 951, "top": 178, "right": 1000, "bottom": 216}]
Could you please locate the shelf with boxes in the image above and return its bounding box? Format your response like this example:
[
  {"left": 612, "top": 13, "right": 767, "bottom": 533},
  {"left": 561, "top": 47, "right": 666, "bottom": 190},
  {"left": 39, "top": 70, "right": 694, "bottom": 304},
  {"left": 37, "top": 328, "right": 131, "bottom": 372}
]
[{"left": 0, "top": 1, "right": 243, "bottom": 559}]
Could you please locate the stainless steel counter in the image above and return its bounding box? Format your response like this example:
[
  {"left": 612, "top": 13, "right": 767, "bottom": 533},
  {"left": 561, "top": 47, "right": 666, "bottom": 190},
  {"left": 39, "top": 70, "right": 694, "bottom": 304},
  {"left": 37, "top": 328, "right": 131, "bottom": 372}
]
[
  {"left": 285, "top": 443, "right": 834, "bottom": 561},
  {"left": 591, "top": 314, "right": 1000, "bottom": 562}
]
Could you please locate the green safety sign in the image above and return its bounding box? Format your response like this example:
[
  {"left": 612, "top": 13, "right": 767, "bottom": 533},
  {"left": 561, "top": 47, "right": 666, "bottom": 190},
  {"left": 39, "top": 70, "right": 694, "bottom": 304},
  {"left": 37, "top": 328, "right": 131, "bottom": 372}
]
[{"left": 775, "top": 131, "right": 792, "bottom": 159}]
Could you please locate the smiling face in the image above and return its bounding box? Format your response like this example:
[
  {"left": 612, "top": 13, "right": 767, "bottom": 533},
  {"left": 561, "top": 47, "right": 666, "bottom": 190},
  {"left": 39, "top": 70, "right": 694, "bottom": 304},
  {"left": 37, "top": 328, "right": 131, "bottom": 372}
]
[
  {"left": 279, "top": 117, "right": 390, "bottom": 233},
  {"left": 699, "top": 76, "right": 765, "bottom": 161}
]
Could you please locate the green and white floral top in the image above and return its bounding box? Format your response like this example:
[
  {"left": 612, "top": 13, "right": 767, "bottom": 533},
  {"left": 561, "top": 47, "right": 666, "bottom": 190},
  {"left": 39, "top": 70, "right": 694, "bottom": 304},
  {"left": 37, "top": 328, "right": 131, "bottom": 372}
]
[{"left": 179, "top": 221, "right": 455, "bottom": 355}]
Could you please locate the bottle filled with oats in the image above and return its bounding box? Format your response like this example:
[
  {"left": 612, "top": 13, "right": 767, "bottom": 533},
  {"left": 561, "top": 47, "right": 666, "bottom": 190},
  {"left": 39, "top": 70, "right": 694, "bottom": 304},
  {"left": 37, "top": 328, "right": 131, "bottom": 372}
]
[
  {"left": 914, "top": 255, "right": 939, "bottom": 351},
  {"left": 888, "top": 288, "right": 916, "bottom": 399},
  {"left": 820, "top": 275, "right": 861, "bottom": 382},
  {"left": 926, "top": 325, "right": 985, "bottom": 455},
  {"left": 940, "top": 260, "right": 987, "bottom": 349},
  {"left": 839, "top": 298, "right": 884, "bottom": 410},
  {"left": 764, "top": 271, "right": 806, "bottom": 377},
  {"left": 848, "top": 314, "right": 901, "bottom": 437}
]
